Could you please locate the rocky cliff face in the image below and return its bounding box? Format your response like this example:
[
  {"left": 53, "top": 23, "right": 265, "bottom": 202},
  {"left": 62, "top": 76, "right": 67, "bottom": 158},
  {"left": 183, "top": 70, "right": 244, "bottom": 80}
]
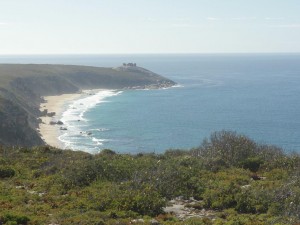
[
  {"left": 0, "top": 97, "right": 43, "bottom": 146},
  {"left": 0, "top": 64, "right": 176, "bottom": 147}
]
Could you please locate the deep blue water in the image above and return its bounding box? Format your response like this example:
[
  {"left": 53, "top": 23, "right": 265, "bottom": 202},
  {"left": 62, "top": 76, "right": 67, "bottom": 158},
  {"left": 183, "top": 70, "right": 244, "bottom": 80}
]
[{"left": 1, "top": 54, "right": 300, "bottom": 153}]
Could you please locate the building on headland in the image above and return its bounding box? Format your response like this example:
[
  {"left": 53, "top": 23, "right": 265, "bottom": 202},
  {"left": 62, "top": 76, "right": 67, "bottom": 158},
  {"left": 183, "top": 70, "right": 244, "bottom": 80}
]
[{"left": 123, "top": 63, "right": 137, "bottom": 67}]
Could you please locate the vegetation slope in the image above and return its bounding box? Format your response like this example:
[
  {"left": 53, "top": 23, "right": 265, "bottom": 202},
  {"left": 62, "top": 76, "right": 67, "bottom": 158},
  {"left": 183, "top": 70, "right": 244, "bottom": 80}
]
[{"left": 1, "top": 131, "right": 299, "bottom": 225}]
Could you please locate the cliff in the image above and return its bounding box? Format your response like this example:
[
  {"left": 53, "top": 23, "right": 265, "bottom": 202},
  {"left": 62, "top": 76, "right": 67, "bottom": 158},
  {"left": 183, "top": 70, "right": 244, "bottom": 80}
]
[{"left": 0, "top": 64, "right": 176, "bottom": 147}]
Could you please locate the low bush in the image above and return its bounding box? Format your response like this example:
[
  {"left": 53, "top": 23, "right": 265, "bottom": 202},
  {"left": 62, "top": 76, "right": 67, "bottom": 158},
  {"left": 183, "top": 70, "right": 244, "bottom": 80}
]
[
  {"left": 0, "top": 167, "right": 15, "bottom": 178},
  {"left": 0, "top": 214, "right": 30, "bottom": 225}
]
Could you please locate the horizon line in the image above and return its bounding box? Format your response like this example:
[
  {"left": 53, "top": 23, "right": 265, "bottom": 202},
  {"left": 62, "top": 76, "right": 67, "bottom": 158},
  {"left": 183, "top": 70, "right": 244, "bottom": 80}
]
[{"left": 1, "top": 52, "right": 300, "bottom": 56}]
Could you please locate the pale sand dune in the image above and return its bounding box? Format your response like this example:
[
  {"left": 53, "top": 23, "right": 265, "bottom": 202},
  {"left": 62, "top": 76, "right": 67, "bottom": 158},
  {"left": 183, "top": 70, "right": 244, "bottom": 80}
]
[{"left": 38, "top": 93, "right": 82, "bottom": 148}]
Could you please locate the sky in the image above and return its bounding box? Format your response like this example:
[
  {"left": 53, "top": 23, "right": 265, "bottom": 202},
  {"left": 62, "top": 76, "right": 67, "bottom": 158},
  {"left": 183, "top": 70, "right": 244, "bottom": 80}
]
[{"left": 0, "top": 0, "right": 300, "bottom": 54}]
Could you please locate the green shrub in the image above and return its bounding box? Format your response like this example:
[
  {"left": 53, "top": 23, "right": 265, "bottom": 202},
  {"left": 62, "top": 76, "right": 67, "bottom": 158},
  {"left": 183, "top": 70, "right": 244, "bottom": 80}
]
[
  {"left": 99, "top": 149, "right": 116, "bottom": 156},
  {"left": 1, "top": 214, "right": 30, "bottom": 225},
  {"left": 193, "top": 131, "right": 257, "bottom": 168},
  {"left": 235, "top": 191, "right": 256, "bottom": 214},
  {"left": 203, "top": 180, "right": 240, "bottom": 210},
  {"left": 0, "top": 167, "right": 15, "bottom": 178},
  {"left": 240, "top": 157, "right": 263, "bottom": 173},
  {"left": 114, "top": 183, "right": 166, "bottom": 216},
  {"left": 267, "top": 202, "right": 283, "bottom": 216}
]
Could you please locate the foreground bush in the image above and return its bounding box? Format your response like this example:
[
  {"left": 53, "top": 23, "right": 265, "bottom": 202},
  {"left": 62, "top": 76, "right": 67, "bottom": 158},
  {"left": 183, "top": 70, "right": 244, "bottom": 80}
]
[
  {"left": 0, "top": 214, "right": 30, "bottom": 225},
  {"left": 0, "top": 167, "right": 15, "bottom": 178},
  {"left": 0, "top": 131, "right": 299, "bottom": 224}
]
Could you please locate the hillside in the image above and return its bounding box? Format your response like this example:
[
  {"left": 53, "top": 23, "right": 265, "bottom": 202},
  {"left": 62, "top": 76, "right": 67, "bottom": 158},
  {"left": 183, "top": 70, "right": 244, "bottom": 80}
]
[
  {"left": 0, "top": 64, "right": 176, "bottom": 146},
  {"left": 0, "top": 131, "right": 299, "bottom": 224}
]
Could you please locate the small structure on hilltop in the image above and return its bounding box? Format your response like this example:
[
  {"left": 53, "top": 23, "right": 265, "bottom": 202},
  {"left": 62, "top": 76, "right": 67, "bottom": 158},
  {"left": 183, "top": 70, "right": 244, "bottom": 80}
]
[{"left": 123, "top": 63, "right": 137, "bottom": 67}]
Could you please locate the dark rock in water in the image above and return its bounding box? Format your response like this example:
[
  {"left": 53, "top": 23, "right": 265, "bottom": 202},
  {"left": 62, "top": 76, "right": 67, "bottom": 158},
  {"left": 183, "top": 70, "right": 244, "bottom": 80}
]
[
  {"left": 87, "top": 132, "right": 92, "bottom": 135},
  {"left": 47, "top": 112, "right": 56, "bottom": 117},
  {"left": 41, "top": 109, "right": 48, "bottom": 116},
  {"left": 49, "top": 120, "right": 64, "bottom": 125},
  {"left": 60, "top": 127, "right": 67, "bottom": 131},
  {"left": 77, "top": 120, "right": 81, "bottom": 122}
]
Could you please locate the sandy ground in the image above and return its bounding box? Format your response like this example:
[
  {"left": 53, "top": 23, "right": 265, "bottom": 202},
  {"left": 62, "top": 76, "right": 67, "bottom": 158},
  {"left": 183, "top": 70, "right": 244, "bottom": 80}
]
[{"left": 38, "top": 93, "right": 82, "bottom": 148}]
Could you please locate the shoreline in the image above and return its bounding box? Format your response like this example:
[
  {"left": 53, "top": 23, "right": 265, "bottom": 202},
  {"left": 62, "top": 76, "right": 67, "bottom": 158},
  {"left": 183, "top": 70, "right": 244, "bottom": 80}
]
[
  {"left": 38, "top": 85, "right": 177, "bottom": 150},
  {"left": 38, "top": 92, "right": 83, "bottom": 148},
  {"left": 38, "top": 89, "right": 116, "bottom": 149}
]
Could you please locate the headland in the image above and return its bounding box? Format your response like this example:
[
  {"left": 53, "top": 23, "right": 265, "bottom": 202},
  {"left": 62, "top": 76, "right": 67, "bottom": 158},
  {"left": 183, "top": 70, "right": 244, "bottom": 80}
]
[{"left": 0, "top": 64, "right": 176, "bottom": 147}]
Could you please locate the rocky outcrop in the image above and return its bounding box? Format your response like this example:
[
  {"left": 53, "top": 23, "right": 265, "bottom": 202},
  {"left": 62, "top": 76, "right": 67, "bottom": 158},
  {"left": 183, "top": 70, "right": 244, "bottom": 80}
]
[
  {"left": 164, "top": 197, "right": 216, "bottom": 221},
  {"left": 0, "top": 97, "right": 43, "bottom": 146}
]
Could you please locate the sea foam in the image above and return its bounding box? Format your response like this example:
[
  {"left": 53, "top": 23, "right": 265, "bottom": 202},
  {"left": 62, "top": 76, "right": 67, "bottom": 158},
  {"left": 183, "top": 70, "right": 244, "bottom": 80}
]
[{"left": 58, "top": 89, "right": 122, "bottom": 152}]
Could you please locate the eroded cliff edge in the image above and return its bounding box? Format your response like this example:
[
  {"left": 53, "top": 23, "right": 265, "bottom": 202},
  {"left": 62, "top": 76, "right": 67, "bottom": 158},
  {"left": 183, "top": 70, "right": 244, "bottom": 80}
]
[{"left": 0, "top": 64, "right": 176, "bottom": 146}]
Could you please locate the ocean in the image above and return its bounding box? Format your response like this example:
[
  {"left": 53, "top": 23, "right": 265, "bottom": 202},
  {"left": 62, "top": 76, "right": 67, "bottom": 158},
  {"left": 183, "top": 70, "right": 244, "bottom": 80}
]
[{"left": 1, "top": 54, "right": 300, "bottom": 153}]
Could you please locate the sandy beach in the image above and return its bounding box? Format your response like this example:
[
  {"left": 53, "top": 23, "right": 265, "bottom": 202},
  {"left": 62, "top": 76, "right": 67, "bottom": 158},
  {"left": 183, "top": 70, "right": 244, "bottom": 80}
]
[{"left": 38, "top": 93, "right": 82, "bottom": 148}]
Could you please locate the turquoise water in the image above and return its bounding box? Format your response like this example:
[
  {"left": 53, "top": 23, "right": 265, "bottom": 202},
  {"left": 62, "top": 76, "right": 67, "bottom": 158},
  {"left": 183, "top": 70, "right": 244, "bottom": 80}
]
[{"left": 1, "top": 54, "right": 300, "bottom": 153}]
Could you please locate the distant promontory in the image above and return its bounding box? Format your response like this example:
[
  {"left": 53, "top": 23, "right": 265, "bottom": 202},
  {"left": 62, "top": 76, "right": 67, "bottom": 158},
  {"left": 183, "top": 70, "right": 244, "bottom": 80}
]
[{"left": 0, "top": 64, "right": 176, "bottom": 147}]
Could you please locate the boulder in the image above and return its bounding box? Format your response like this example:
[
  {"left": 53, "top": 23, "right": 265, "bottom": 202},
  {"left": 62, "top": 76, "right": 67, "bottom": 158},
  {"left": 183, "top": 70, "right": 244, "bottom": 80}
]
[
  {"left": 47, "top": 112, "right": 56, "bottom": 117},
  {"left": 131, "top": 219, "right": 145, "bottom": 224},
  {"left": 150, "top": 219, "right": 160, "bottom": 225}
]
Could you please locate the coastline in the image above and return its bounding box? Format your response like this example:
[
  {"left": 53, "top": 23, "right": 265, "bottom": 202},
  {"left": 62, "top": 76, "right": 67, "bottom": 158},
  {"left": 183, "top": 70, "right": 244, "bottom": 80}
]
[
  {"left": 38, "top": 85, "right": 177, "bottom": 151},
  {"left": 38, "top": 93, "right": 82, "bottom": 148},
  {"left": 38, "top": 89, "right": 118, "bottom": 149}
]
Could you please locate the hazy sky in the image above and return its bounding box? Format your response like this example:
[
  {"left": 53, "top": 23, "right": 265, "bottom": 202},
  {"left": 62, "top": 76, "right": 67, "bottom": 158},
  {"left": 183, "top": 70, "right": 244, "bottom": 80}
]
[{"left": 0, "top": 0, "right": 300, "bottom": 54}]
